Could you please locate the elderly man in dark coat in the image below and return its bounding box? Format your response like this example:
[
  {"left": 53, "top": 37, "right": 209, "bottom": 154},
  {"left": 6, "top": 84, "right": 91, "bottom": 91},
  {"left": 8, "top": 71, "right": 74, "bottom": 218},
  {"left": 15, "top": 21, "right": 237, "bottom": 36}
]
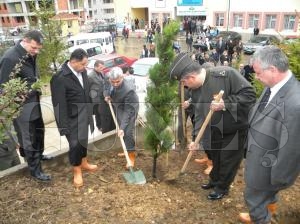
[
  {"left": 104, "top": 67, "right": 139, "bottom": 168},
  {"left": 170, "top": 53, "right": 256, "bottom": 200},
  {"left": 50, "top": 48, "right": 97, "bottom": 188}
]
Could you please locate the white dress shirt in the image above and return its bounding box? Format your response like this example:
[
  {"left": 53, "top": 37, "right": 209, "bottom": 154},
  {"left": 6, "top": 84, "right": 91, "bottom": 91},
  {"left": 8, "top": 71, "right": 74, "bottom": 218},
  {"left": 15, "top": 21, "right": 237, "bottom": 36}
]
[{"left": 67, "top": 62, "right": 84, "bottom": 88}]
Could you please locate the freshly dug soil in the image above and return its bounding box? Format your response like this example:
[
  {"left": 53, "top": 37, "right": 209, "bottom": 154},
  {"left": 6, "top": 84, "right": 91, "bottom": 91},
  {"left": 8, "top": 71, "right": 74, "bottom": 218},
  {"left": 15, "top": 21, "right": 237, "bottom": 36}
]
[{"left": 0, "top": 147, "right": 299, "bottom": 224}]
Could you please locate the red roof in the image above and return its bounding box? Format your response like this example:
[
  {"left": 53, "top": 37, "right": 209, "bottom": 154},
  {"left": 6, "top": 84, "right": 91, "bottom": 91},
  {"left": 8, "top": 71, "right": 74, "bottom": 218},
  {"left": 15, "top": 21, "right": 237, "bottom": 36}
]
[{"left": 51, "top": 13, "right": 79, "bottom": 21}]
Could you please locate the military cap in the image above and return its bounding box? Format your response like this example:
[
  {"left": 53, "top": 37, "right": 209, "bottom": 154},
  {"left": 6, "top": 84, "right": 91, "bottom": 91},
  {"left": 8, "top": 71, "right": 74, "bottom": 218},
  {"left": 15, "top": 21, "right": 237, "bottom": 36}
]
[{"left": 169, "top": 52, "right": 201, "bottom": 80}]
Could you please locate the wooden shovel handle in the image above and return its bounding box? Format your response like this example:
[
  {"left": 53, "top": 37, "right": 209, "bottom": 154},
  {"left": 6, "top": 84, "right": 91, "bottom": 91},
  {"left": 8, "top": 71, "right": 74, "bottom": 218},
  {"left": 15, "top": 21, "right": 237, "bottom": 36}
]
[
  {"left": 180, "top": 81, "right": 186, "bottom": 138},
  {"left": 108, "top": 101, "right": 132, "bottom": 167},
  {"left": 180, "top": 90, "right": 224, "bottom": 173}
]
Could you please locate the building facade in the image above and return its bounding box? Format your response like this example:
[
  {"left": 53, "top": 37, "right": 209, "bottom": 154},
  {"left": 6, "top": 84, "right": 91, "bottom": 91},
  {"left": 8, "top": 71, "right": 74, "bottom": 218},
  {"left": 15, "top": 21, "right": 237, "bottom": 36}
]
[{"left": 0, "top": 0, "right": 299, "bottom": 37}]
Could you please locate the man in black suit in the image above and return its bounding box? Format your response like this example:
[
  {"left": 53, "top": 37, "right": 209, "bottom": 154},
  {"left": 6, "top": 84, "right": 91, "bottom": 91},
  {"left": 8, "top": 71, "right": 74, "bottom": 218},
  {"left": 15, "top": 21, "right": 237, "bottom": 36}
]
[
  {"left": 50, "top": 49, "right": 97, "bottom": 188},
  {"left": 0, "top": 30, "right": 51, "bottom": 181}
]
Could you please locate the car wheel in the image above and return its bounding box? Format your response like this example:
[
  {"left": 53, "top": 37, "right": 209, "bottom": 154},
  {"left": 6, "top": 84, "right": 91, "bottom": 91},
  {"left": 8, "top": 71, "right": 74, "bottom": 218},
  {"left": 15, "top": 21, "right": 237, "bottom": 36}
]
[{"left": 12, "top": 31, "right": 18, "bottom": 36}]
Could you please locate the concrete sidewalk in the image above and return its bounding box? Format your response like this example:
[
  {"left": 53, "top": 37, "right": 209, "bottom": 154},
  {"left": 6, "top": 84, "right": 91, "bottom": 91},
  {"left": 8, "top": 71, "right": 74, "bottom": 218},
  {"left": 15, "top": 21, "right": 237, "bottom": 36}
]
[{"left": 18, "top": 96, "right": 104, "bottom": 163}]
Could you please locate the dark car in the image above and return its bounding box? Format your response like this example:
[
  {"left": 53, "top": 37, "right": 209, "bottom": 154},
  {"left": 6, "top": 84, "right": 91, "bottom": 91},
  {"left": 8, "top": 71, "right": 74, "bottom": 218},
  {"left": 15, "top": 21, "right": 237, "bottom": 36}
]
[
  {"left": 243, "top": 34, "right": 281, "bottom": 54},
  {"left": 210, "top": 31, "right": 242, "bottom": 49}
]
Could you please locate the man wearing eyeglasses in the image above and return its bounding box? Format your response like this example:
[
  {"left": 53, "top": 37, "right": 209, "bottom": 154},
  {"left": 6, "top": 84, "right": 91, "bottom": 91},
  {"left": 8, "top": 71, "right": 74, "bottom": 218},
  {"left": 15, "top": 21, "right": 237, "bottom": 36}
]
[{"left": 0, "top": 30, "right": 51, "bottom": 180}]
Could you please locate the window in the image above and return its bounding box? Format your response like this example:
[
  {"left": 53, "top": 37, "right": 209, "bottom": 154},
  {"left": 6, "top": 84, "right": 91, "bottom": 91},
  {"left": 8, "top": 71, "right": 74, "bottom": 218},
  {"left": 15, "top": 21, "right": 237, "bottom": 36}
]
[
  {"left": 103, "top": 8, "right": 114, "bottom": 14},
  {"left": 1, "top": 17, "right": 4, "bottom": 23},
  {"left": 283, "top": 15, "right": 295, "bottom": 30},
  {"left": 103, "top": 0, "right": 113, "bottom": 3},
  {"left": 115, "top": 57, "right": 125, "bottom": 66},
  {"left": 248, "top": 14, "right": 259, "bottom": 28},
  {"left": 215, "top": 13, "right": 224, "bottom": 26},
  {"left": 265, "top": 15, "right": 276, "bottom": 29},
  {"left": 233, "top": 13, "right": 243, "bottom": 27},
  {"left": 15, "top": 16, "right": 24, "bottom": 23}
]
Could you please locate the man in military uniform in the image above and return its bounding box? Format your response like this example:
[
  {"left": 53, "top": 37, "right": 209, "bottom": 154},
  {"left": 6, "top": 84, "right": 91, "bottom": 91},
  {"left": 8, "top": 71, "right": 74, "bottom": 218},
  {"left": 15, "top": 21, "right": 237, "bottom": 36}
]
[{"left": 170, "top": 53, "right": 256, "bottom": 200}]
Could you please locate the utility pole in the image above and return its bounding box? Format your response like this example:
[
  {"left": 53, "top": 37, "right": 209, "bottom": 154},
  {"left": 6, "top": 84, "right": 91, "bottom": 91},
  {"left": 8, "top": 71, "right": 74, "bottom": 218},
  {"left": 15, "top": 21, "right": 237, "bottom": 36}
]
[{"left": 226, "top": 0, "right": 231, "bottom": 31}]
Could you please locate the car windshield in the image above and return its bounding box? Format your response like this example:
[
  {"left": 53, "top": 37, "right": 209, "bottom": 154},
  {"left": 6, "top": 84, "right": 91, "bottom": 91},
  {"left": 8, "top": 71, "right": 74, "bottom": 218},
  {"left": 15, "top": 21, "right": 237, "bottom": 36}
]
[
  {"left": 249, "top": 36, "right": 268, "bottom": 43},
  {"left": 132, "top": 64, "right": 152, "bottom": 76}
]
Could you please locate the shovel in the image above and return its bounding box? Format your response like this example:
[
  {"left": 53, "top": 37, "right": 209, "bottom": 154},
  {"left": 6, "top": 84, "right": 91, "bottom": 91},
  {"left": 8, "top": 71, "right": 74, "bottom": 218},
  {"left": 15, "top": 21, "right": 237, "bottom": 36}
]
[
  {"left": 180, "top": 90, "right": 224, "bottom": 174},
  {"left": 108, "top": 101, "right": 146, "bottom": 185}
]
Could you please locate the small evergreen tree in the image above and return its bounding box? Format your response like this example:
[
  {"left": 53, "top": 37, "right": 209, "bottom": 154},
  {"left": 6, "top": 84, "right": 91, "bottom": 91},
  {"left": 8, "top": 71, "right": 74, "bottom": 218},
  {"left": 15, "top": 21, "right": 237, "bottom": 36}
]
[{"left": 144, "top": 21, "right": 180, "bottom": 178}]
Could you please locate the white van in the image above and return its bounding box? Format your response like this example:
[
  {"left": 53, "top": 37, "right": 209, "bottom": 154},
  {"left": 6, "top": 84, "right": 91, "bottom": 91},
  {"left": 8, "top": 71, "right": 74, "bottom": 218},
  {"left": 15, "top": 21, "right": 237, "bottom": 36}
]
[
  {"left": 68, "top": 43, "right": 103, "bottom": 58},
  {"left": 67, "top": 32, "right": 114, "bottom": 54}
]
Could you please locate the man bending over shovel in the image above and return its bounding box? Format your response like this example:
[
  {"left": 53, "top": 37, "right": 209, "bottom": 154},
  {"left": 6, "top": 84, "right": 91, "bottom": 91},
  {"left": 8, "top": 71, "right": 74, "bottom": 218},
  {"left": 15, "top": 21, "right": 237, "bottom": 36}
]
[
  {"left": 104, "top": 67, "right": 139, "bottom": 168},
  {"left": 169, "top": 53, "right": 256, "bottom": 200}
]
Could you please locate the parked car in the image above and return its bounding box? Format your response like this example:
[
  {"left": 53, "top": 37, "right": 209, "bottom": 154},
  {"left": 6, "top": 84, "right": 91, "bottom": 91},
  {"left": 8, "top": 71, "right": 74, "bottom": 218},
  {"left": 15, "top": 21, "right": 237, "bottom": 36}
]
[
  {"left": 282, "top": 35, "right": 300, "bottom": 44},
  {"left": 130, "top": 57, "right": 159, "bottom": 120},
  {"left": 130, "top": 57, "right": 159, "bottom": 93},
  {"left": 86, "top": 54, "right": 137, "bottom": 74},
  {"left": 9, "top": 25, "right": 29, "bottom": 36},
  {"left": 210, "top": 31, "right": 242, "bottom": 49},
  {"left": 68, "top": 43, "right": 103, "bottom": 58},
  {"left": 243, "top": 34, "right": 281, "bottom": 54}
]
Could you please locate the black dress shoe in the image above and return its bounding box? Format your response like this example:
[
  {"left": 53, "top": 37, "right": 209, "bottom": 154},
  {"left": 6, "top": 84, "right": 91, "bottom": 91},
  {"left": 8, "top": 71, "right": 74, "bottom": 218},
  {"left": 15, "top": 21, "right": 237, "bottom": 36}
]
[
  {"left": 207, "top": 191, "right": 227, "bottom": 200},
  {"left": 201, "top": 182, "right": 215, "bottom": 190},
  {"left": 31, "top": 171, "right": 52, "bottom": 182},
  {"left": 41, "top": 155, "right": 54, "bottom": 161}
]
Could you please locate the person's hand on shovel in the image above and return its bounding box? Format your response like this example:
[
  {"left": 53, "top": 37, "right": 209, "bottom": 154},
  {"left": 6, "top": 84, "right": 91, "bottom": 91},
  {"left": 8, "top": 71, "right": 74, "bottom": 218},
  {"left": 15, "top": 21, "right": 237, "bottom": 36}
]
[
  {"left": 182, "top": 100, "right": 190, "bottom": 109},
  {"left": 104, "top": 96, "right": 111, "bottom": 103},
  {"left": 210, "top": 96, "right": 225, "bottom": 112},
  {"left": 188, "top": 141, "right": 200, "bottom": 154},
  {"left": 118, "top": 129, "right": 124, "bottom": 137}
]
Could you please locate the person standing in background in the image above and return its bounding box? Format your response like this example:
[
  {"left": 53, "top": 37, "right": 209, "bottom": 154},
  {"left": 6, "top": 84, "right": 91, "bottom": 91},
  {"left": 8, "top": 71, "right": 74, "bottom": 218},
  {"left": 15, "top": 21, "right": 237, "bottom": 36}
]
[
  {"left": 88, "top": 60, "right": 115, "bottom": 133},
  {"left": 253, "top": 26, "right": 259, "bottom": 35}
]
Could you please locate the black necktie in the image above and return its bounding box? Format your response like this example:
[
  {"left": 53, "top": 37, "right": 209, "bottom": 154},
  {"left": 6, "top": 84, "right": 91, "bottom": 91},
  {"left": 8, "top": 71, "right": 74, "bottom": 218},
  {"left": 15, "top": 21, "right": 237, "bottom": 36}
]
[{"left": 258, "top": 88, "right": 271, "bottom": 112}]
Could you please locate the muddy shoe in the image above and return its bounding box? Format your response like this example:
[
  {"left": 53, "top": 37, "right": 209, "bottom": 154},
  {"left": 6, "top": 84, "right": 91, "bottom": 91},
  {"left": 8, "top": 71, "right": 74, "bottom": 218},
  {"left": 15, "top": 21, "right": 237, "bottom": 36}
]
[
  {"left": 126, "top": 152, "right": 136, "bottom": 169},
  {"left": 238, "top": 213, "right": 252, "bottom": 223},
  {"left": 81, "top": 157, "right": 98, "bottom": 172},
  {"left": 194, "top": 157, "right": 208, "bottom": 164},
  {"left": 73, "top": 166, "right": 83, "bottom": 188}
]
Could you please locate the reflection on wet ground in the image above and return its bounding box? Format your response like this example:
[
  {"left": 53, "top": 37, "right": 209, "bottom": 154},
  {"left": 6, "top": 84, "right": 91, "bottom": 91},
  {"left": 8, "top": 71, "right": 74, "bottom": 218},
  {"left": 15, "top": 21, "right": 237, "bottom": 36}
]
[{"left": 114, "top": 35, "right": 188, "bottom": 59}]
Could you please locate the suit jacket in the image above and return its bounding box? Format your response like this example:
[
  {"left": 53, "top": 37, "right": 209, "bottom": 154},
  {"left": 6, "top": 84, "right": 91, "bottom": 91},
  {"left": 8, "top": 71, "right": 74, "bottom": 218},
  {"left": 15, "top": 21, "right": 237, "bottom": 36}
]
[
  {"left": 107, "top": 79, "right": 139, "bottom": 130},
  {"left": 88, "top": 70, "right": 106, "bottom": 104},
  {"left": 0, "top": 42, "right": 42, "bottom": 121},
  {"left": 50, "top": 61, "right": 94, "bottom": 137},
  {"left": 245, "top": 75, "right": 300, "bottom": 190}
]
